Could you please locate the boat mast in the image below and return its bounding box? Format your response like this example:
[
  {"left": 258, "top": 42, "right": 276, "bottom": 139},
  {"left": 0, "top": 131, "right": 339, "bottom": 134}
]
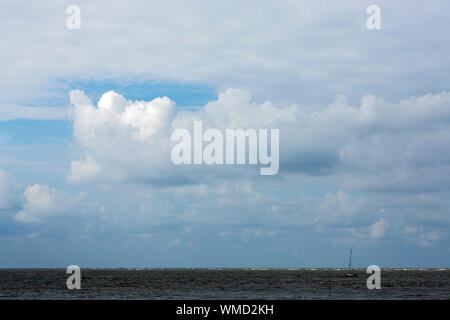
[{"left": 348, "top": 249, "right": 352, "bottom": 270}]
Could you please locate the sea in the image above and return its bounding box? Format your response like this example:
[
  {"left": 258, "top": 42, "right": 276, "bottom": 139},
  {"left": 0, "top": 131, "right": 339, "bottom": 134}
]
[{"left": 0, "top": 269, "right": 449, "bottom": 300}]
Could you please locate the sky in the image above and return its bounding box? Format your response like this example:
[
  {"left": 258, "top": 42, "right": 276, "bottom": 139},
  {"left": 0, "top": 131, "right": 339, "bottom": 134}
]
[{"left": 0, "top": 0, "right": 449, "bottom": 268}]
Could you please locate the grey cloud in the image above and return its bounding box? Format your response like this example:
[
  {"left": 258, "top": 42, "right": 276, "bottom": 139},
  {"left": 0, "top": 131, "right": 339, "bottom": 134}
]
[{"left": 1, "top": 1, "right": 450, "bottom": 107}]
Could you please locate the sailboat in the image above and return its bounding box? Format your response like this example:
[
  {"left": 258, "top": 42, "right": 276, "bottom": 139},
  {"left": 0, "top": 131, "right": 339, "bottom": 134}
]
[{"left": 344, "top": 249, "right": 358, "bottom": 278}]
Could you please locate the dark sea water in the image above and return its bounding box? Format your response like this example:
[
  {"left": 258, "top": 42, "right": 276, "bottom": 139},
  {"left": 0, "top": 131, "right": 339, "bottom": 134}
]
[{"left": 0, "top": 269, "right": 449, "bottom": 300}]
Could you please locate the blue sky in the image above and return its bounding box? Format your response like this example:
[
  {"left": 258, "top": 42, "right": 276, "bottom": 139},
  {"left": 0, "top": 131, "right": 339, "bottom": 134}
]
[{"left": 0, "top": 0, "right": 449, "bottom": 268}]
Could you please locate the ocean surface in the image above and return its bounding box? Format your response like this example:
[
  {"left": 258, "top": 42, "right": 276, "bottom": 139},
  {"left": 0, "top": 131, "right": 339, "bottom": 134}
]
[{"left": 0, "top": 269, "right": 449, "bottom": 300}]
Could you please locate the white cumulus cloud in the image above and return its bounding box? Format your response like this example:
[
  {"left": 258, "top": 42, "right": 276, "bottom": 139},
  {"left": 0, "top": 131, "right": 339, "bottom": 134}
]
[
  {"left": 15, "top": 184, "right": 73, "bottom": 223},
  {"left": 369, "top": 218, "right": 387, "bottom": 238},
  {"left": 67, "top": 89, "right": 450, "bottom": 194}
]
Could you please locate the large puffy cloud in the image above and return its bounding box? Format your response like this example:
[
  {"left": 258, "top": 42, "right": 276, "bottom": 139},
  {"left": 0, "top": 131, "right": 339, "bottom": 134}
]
[
  {"left": 68, "top": 88, "right": 292, "bottom": 183},
  {"left": 68, "top": 88, "right": 450, "bottom": 192},
  {"left": 68, "top": 89, "right": 177, "bottom": 184}
]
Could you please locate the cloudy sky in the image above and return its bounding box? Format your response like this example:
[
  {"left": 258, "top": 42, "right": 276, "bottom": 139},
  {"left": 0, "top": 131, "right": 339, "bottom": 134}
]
[{"left": 0, "top": 0, "right": 449, "bottom": 268}]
